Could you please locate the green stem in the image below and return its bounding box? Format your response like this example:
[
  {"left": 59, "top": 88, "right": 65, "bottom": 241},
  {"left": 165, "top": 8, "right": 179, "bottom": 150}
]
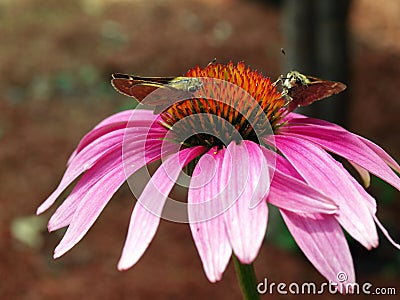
[{"left": 233, "top": 254, "right": 260, "bottom": 300}]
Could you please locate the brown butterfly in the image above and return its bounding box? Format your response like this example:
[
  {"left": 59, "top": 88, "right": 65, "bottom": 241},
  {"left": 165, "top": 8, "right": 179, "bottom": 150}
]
[
  {"left": 277, "top": 71, "right": 347, "bottom": 112},
  {"left": 111, "top": 73, "right": 203, "bottom": 113}
]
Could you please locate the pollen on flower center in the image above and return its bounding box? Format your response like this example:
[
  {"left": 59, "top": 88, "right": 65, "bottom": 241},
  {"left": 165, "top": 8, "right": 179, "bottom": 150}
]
[{"left": 159, "top": 62, "right": 286, "bottom": 147}]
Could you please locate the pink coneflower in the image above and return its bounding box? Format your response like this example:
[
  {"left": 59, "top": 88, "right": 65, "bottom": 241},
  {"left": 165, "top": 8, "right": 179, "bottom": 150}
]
[{"left": 38, "top": 62, "right": 400, "bottom": 292}]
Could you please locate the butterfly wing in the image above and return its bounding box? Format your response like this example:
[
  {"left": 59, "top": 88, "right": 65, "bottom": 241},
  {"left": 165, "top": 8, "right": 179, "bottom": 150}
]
[
  {"left": 111, "top": 73, "right": 175, "bottom": 99},
  {"left": 287, "top": 77, "right": 346, "bottom": 111},
  {"left": 111, "top": 73, "right": 204, "bottom": 113},
  {"left": 111, "top": 73, "right": 185, "bottom": 111}
]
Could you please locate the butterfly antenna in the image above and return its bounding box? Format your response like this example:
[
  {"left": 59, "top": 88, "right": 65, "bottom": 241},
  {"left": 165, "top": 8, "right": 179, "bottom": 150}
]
[{"left": 206, "top": 58, "right": 217, "bottom": 67}]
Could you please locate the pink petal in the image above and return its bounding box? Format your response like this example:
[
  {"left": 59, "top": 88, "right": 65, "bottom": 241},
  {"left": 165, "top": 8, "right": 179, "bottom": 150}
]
[
  {"left": 38, "top": 109, "right": 167, "bottom": 215},
  {"left": 332, "top": 159, "right": 377, "bottom": 214},
  {"left": 69, "top": 109, "right": 164, "bottom": 162},
  {"left": 373, "top": 215, "right": 400, "bottom": 250},
  {"left": 220, "top": 141, "right": 269, "bottom": 264},
  {"left": 37, "top": 127, "right": 166, "bottom": 215},
  {"left": 51, "top": 141, "right": 177, "bottom": 257},
  {"left": 261, "top": 147, "right": 338, "bottom": 214},
  {"left": 38, "top": 129, "right": 125, "bottom": 215},
  {"left": 48, "top": 139, "right": 176, "bottom": 232},
  {"left": 265, "top": 147, "right": 303, "bottom": 180},
  {"left": 188, "top": 147, "right": 232, "bottom": 282},
  {"left": 269, "top": 170, "right": 338, "bottom": 214},
  {"left": 67, "top": 122, "right": 127, "bottom": 165},
  {"left": 284, "top": 113, "right": 337, "bottom": 126},
  {"left": 282, "top": 112, "right": 308, "bottom": 122},
  {"left": 275, "top": 135, "right": 378, "bottom": 249},
  {"left": 280, "top": 210, "right": 356, "bottom": 286},
  {"left": 53, "top": 158, "right": 126, "bottom": 258},
  {"left": 281, "top": 118, "right": 400, "bottom": 191},
  {"left": 357, "top": 135, "right": 400, "bottom": 173},
  {"left": 94, "top": 110, "right": 147, "bottom": 129},
  {"left": 118, "top": 146, "right": 206, "bottom": 270},
  {"left": 48, "top": 148, "right": 122, "bottom": 232}
]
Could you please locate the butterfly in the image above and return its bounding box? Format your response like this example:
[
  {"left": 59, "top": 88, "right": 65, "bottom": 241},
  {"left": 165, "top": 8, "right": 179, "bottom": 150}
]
[
  {"left": 111, "top": 73, "right": 204, "bottom": 113},
  {"left": 277, "top": 71, "right": 347, "bottom": 111}
]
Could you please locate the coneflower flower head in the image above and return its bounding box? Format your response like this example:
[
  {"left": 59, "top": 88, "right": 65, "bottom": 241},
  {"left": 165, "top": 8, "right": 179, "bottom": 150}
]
[{"left": 38, "top": 62, "right": 400, "bottom": 289}]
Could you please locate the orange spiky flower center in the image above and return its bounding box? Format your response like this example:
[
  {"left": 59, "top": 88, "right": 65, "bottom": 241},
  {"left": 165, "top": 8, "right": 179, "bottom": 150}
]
[{"left": 160, "top": 62, "right": 286, "bottom": 147}]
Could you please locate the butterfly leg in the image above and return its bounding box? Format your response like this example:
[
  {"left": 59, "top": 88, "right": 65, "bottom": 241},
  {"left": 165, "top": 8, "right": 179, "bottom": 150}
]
[{"left": 272, "top": 75, "right": 283, "bottom": 87}]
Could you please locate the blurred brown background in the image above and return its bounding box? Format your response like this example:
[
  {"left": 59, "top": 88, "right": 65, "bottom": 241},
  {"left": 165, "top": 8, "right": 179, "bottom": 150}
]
[{"left": 0, "top": 0, "right": 399, "bottom": 299}]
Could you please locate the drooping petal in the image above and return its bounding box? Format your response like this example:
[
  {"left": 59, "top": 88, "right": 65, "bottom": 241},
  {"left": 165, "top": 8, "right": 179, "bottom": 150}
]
[
  {"left": 189, "top": 147, "right": 232, "bottom": 282},
  {"left": 48, "top": 148, "right": 122, "bottom": 232},
  {"left": 118, "top": 146, "right": 206, "bottom": 270},
  {"left": 67, "top": 122, "right": 127, "bottom": 165},
  {"left": 275, "top": 135, "right": 378, "bottom": 250},
  {"left": 269, "top": 170, "right": 338, "bottom": 214},
  {"left": 280, "top": 210, "right": 356, "bottom": 286},
  {"left": 48, "top": 139, "right": 176, "bottom": 232},
  {"left": 38, "top": 130, "right": 123, "bottom": 215},
  {"left": 281, "top": 112, "right": 308, "bottom": 122},
  {"left": 39, "top": 129, "right": 123, "bottom": 215},
  {"left": 69, "top": 109, "right": 164, "bottom": 163},
  {"left": 373, "top": 215, "right": 400, "bottom": 250},
  {"left": 356, "top": 134, "right": 400, "bottom": 173},
  {"left": 38, "top": 120, "right": 168, "bottom": 215},
  {"left": 269, "top": 146, "right": 375, "bottom": 214},
  {"left": 261, "top": 147, "right": 338, "bottom": 214},
  {"left": 332, "top": 159, "right": 377, "bottom": 214},
  {"left": 53, "top": 156, "right": 126, "bottom": 258},
  {"left": 284, "top": 113, "right": 340, "bottom": 126},
  {"left": 281, "top": 117, "right": 400, "bottom": 191},
  {"left": 78, "top": 109, "right": 162, "bottom": 151},
  {"left": 330, "top": 159, "right": 400, "bottom": 250},
  {"left": 264, "top": 146, "right": 303, "bottom": 180},
  {"left": 94, "top": 109, "right": 155, "bottom": 129},
  {"left": 220, "top": 141, "right": 269, "bottom": 264},
  {"left": 52, "top": 140, "right": 177, "bottom": 258}
]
